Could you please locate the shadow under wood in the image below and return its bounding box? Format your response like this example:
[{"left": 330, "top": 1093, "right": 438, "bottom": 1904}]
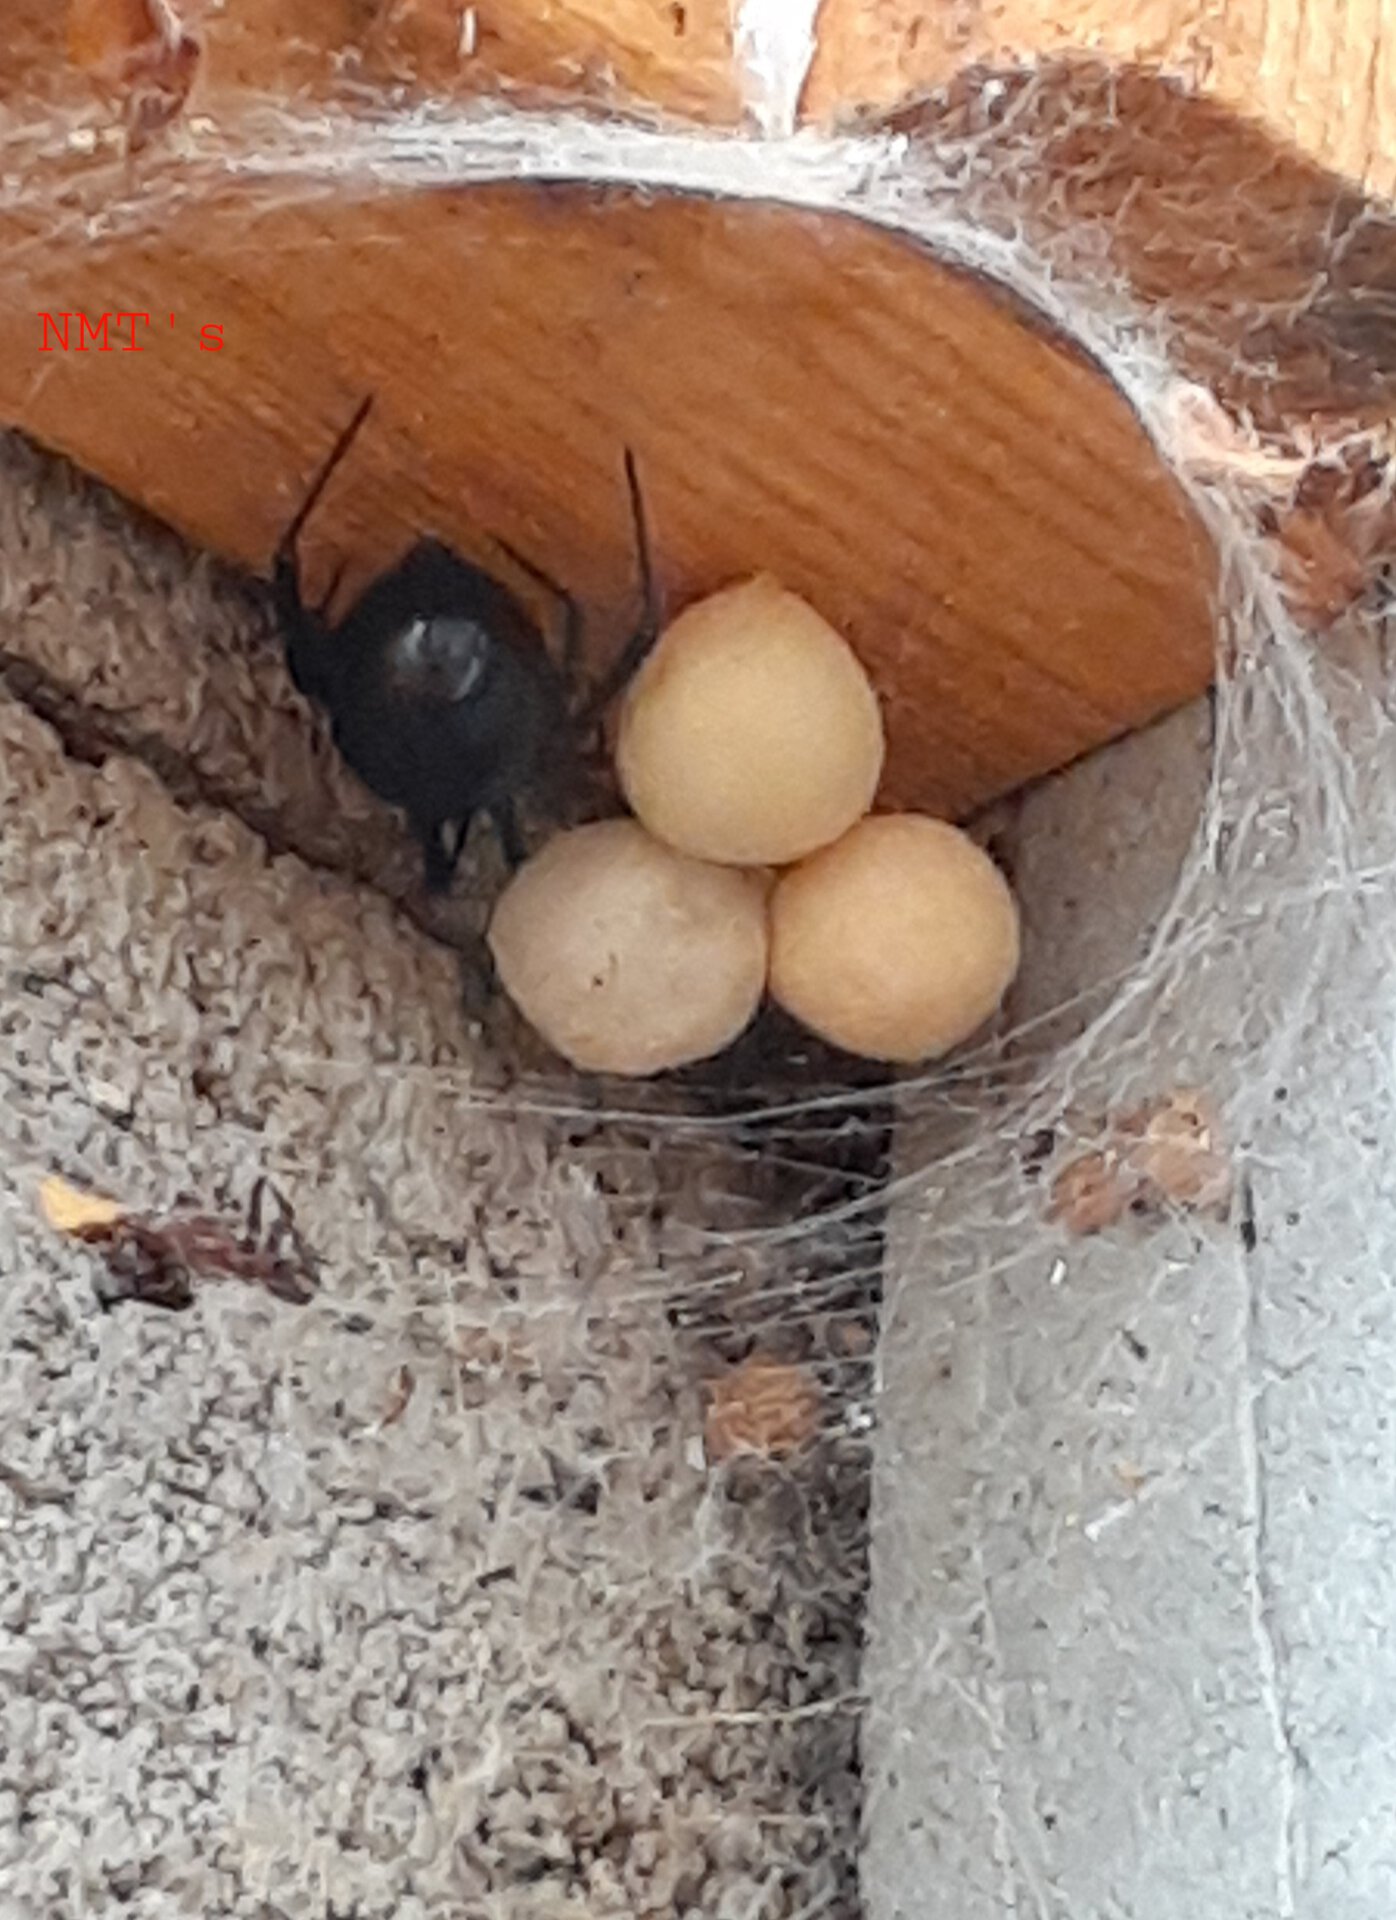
[{"left": 876, "top": 56, "right": 1396, "bottom": 431}]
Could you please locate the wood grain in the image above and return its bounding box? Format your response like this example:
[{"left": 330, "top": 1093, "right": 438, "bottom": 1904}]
[
  {"left": 31, "top": 0, "right": 745, "bottom": 124},
  {"left": 0, "top": 182, "right": 1215, "bottom": 819},
  {"left": 801, "top": 3, "right": 1396, "bottom": 431},
  {"left": 0, "top": 0, "right": 1269, "bottom": 825},
  {"left": 803, "top": 0, "right": 1396, "bottom": 202}
]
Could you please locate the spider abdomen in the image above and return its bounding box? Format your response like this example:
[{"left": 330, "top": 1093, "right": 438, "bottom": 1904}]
[
  {"left": 272, "top": 406, "right": 653, "bottom": 892},
  {"left": 330, "top": 624, "right": 567, "bottom": 824}
]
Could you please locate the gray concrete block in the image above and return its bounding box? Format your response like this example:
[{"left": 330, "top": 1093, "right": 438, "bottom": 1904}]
[
  {"left": 0, "top": 437, "right": 866, "bottom": 1920},
  {"left": 865, "top": 664, "right": 1396, "bottom": 1919}
]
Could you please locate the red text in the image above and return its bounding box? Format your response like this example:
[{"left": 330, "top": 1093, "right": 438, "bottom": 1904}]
[{"left": 39, "top": 312, "right": 225, "bottom": 353}]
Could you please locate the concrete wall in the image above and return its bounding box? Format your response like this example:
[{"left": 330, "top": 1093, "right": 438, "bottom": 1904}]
[
  {"left": 0, "top": 434, "right": 866, "bottom": 1920},
  {"left": 865, "top": 666, "right": 1396, "bottom": 1920}
]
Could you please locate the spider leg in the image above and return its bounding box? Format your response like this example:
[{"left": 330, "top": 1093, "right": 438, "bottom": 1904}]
[
  {"left": 578, "top": 448, "right": 660, "bottom": 725},
  {"left": 281, "top": 601, "right": 336, "bottom": 705},
  {"left": 444, "top": 817, "right": 472, "bottom": 878},
  {"left": 429, "top": 816, "right": 477, "bottom": 893},
  {"left": 489, "top": 799, "right": 527, "bottom": 870},
  {"left": 273, "top": 394, "right": 374, "bottom": 585},
  {"left": 494, "top": 534, "right": 584, "bottom": 678},
  {"left": 273, "top": 395, "right": 373, "bottom": 702},
  {"left": 414, "top": 814, "right": 460, "bottom": 894}
]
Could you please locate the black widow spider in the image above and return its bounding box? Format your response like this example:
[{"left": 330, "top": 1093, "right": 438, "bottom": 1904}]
[{"left": 272, "top": 396, "right": 658, "bottom": 892}]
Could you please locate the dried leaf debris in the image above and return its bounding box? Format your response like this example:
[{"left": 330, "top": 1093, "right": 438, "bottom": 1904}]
[
  {"left": 1048, "top": 1088, "right": 1233, "bottom": 1235},
  {"left": 39, "top": 1173, "right": 319, "bottom": 1310},
  {"left": 703, "top": 1356, "right": 822, "bottom": 1464}
]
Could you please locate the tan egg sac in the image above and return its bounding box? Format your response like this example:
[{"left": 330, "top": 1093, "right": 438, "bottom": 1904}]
[
  {"left": 769, "top": 814, "right": 1020, "bottom": 1064},
  {"left": 616, "top": 575, "right": 885, "bottom": 866},
  {"left": 487, "top": 819, "right": 770, "bottom": 1075}
]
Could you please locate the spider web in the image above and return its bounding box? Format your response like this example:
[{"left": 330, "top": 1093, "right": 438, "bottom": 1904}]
[{"left": 1, "top": 60, "right": 1393, "bottom": 1920}]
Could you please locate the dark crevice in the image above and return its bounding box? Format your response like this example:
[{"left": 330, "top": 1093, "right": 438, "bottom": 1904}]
[
  {"left": 0, "top": 644, "right": 299, "bottom": 862},
  {"left": 665, "top": 1013, "right": 894, "bottom": 1918},
  {"left": 0, "top": 642, "right": 479, "bottom": 958}
]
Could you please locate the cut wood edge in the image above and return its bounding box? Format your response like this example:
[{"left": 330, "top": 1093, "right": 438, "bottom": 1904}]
[
  {"left": 801, "top": 0, "right": 1396, "bottom": 205},
  {"left": 0, "top": 164, "right": 1219, "bottom": 822}
]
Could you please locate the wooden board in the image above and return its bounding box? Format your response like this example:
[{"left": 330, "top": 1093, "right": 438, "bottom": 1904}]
[
  {"left": 804, "top": 0, "right": 1396, "bottom": 202},
  {"left": 11, "top": 0, "right": 745, "bottom": 124},
  {"left": 0, "top": 0, "right": 1271, "bottom": 822},
  {"left": 802, "top": 2, "right": 1396, "bottom": 431},
  {"left": 0, "top": 178, "right": 1217, "bottom": 819}
]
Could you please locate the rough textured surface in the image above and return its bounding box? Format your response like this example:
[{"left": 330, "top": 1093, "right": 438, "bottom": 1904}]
[
  {"left": 0, "top": 433, "right": 868, "bottom": 1920},
  {"left": 865, "top": 672, "right": 1396, "bottom": 1919}
]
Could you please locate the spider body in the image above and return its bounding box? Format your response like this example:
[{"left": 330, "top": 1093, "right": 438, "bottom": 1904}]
[{"left": 273, "top": 397, "right": 654, "bottom": 891}]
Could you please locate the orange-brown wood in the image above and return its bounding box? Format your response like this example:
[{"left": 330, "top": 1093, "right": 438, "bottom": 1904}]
[
  {"left": 803, "top": 0, "right": 1396, "bottom": 202},
  {"left": 801, "top": 5, "right": 1396, "bottom": 434},
  {"left": 36, "top": 2, "right": 1387, "bottom": 818},
  {"left": 0, "top": 183, "right": 1216, "bottom": 817},
  {"left": 41, "top": 0, "right": 744, "bottom": 125}
]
